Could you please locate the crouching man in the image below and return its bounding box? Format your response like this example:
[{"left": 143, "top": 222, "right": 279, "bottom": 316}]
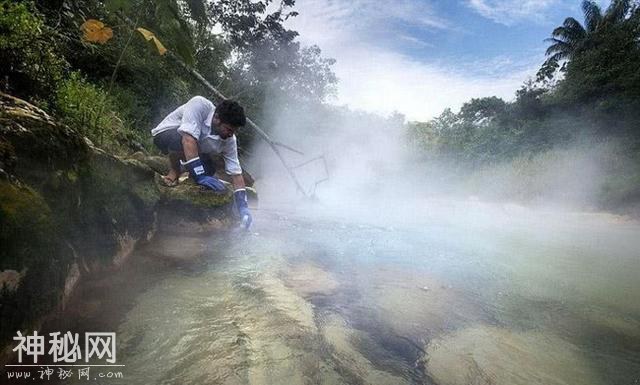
[{"left": 151, "top": 96, "right": 252, "bottom": 229}]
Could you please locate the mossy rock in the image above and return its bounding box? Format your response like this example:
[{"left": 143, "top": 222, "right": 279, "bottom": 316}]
[
  {"left": 129, "top": 152, "right": 170, "bottom": 175},
  {"left": 0, "top": 136, "right": 16, "bottom": 179},
  {"left": 0, "top": 93, "right": 89, "bottom": 169},
  {"left": 157, "top": 176, "right": 233, "bottom": 208},
  {"left": 154, "top": 175, "right": 234, "bottom": 226},
  {"left": 0, "top": 93, "right": 260, "bottom": 356},
  {"left": 155, "top": 175, "right": 257, "bottom": 207},
  {"left": 0, "top": 181, "right": 57, "bottom": 269},
  {"left": 57, "top": 149, "right": 160, "bottom": 263},
  {"left": 129, "top": 151, "right": 256, "bottom": 188},
  {"left": 0, "top": 180, "right": 69, "bottom": 348}
]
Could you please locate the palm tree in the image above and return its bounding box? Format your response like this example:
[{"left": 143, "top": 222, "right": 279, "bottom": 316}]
[{"left": 543, "top": 0, "right": 638, "bottom": 68}]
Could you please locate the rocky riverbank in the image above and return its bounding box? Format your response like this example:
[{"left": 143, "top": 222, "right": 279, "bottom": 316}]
[{"left": 0, "top": 93, "right": 254, "bottom": 363}]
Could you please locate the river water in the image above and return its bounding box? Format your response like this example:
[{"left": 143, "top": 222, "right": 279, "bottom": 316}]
[{"left": 48, "top": 199, "right": 640, "bottom": 385}]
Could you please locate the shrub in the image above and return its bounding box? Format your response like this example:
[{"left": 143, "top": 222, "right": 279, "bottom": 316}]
[
  {"left": 54, "top": 72, "right": 133, "bottom": 152},
  {"left": 0, "top": 0, "right": 67, "bottom": 100}
]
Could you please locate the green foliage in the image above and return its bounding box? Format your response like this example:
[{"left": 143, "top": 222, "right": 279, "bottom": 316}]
[
  {"left": 558, "top": 26, "right": 640, "bottom": 104},
  {"left": 26, "top": 0, "right": 336, "bottom": 153},
  {"left": 54, "top": 72, "right": 143, "bottom": 153},
  {"left": 0, "top": 0, "right": 67, "bottom": 100},
  {"left": 406, "top": 121, "right": 438, "bottom": 155},
  {"left": 209, "top": 0, "right": 337, "bottom": 115},
  {"left": 5, "top": 0, "right": 336, "bottom": 158},
  {"left": 460, "top": 142, "right": 622, "bottom": 206},
  {"left": 545, "top": 0, "right": 640, "bottom": 138},
  {"left": 406, "top": 1, "right": 640, "bottom": 211},
  {"left": 412, "top": 0, "right": 640, "bottom": 160},
  {"left": 103, "top": 0, "right": 209, "bottom": 64},
  {"left": 540, "top": 0, "right": 639, "bottom": 81}
]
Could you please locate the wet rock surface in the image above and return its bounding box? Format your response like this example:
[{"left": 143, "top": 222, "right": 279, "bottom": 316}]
[{"left": 0, "top": 93, "right": 253, "bottom": 361}]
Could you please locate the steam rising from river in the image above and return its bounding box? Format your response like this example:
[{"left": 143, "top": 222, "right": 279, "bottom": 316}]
[
  {"left": 49, "top": 96, "right": 639, "bottom": 385},
  {"left": 248, "top": 99, "right": 410, "bottom": 218},
  {"left": 233, "top": 98, "right": 640, "bottom": 385},
  {"left": 51, "top": 110, "right": 640, "bottom": 385},
  {"left": 247, "top": 96, "right": 629, "bottom": 228}
]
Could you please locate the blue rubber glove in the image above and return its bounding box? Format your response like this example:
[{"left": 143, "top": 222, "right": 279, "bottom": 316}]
[
  {"left": 233, "top": 189, "right": 253, "bottom": 230},
  {"left": 182, "top": 157, "right": 226, "bottom": 192}
]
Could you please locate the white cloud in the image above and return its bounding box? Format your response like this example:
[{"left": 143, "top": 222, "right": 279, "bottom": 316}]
[
  {"left": 314, "top": 0, "right": 451, "bottom": 31},
  {"left": 397, "top": 34, "right": 436, "bottom": 48},
  {"left": 466, "top": 0, "right": 559, "bottom": 25},
  {"left": 326, "top": 45, "right": 535, "bottom": 121},
  {"left": 287, "top": 0, "right": 539, "bottom": 121},
  {"left": 287, "top": 0, "right": 451, "bottom": 46}
]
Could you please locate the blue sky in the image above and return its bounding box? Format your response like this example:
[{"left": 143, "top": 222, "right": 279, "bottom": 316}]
[{"left": 285, "top": 0, "right": 608, "bottom": 121}]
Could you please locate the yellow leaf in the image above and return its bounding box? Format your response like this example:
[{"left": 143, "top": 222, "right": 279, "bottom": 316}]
[
  {"left": 136, "top": 27, "right": 167, "bottom": 56},
  {"left": 80, "top": 19, "right": 113, "bottom": 44}
]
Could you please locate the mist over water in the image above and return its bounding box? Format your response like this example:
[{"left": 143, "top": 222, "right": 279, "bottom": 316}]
[
  {"left": 239, "top": 101, "right": 640, "bottom": 384},
  {"left": 251, "top": 90, "right": 633, "bottom": 215},
  {"left": 48, "top": 104, "right": 640, "bottom": 385},
  {"left": 55, "top": 198, "right": 640, "bottom": 385},
  {"left": 4, "top": 0, "right": 639, "bottom": 383}
]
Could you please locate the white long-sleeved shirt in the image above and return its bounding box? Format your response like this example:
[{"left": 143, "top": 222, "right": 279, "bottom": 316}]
[{"left": 151, "top": 96, "right": 242, "bottom": 175}]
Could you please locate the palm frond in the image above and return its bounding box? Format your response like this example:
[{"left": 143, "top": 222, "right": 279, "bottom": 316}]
[
  {"left": 545, "top": 39, "right": 571, "bottom": 56},
  {"left": 548, "top": 51, "right": 570, "bottom": 63},
  {"left": 604, "top": 0, "right": 632, "bottom": 25},
  {"left": 563, "top": 17, "right": 588, "bottom": 36},
  {"left": 582, "top": 0, "right": 603, "bottom": 32},
  {"left": 536, "top": 58, "right": 561, "bottom": 81},
  {"left": 629, "top": 3, "right": 640, "bottom": 27},
  {"left": 551, "top": 18, "right": 587, "bottom": 43}
]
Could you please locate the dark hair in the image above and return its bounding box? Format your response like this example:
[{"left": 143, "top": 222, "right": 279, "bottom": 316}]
[{"left": 215, "top": 100, "right": 246, "bottom": 127}]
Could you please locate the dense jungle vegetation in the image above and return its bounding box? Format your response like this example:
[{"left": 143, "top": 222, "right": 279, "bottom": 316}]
[
  {"left": 406, "top": 0, "right": 640, "bottom": 210},
  {"left": 1, "top": 0, "right": 639, "bottom": 210},
  {"left": 0, "top": 0, "right": 337, "bottom": 154}
]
